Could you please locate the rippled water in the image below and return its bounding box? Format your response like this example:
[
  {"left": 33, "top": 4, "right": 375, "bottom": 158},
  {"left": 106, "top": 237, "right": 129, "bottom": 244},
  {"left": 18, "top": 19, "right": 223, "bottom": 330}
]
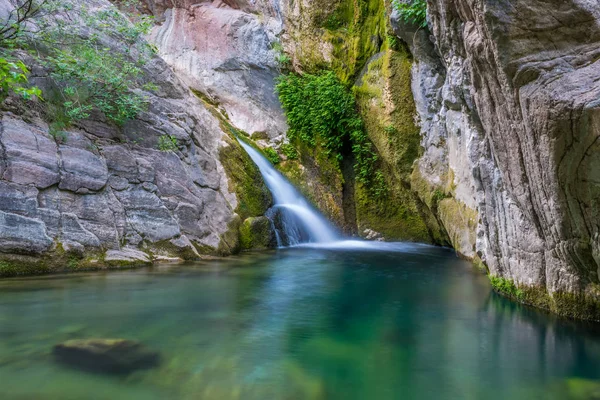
[{"left": 1, "top": 245, "right": 600, "bottom": 399}]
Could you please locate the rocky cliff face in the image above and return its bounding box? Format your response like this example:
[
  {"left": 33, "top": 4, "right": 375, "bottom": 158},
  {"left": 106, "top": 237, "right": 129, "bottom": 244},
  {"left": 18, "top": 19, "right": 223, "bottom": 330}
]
[
  {"left": 0, "top": 0, "right": 272, "bottom": 276},
  {"left": 145, "top": 0, "right": 287, "bottom": 141},
  {"left": 2, "top": 0, "right": 600, "bottom": 320},
  {"left": 395, "top": 0, "right": 600, "bottom": 319}
]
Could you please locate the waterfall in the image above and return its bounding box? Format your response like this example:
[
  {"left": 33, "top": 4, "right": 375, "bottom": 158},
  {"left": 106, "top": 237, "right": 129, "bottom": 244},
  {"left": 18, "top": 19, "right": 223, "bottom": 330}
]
[{"left": 237, "top": 139, "right": 340, "bottom": 246}]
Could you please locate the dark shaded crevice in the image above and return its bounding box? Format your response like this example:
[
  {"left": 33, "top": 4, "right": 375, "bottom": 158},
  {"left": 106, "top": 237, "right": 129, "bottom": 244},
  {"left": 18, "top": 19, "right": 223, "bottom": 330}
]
[{"left": 341, "top": 152, "right": 357, "bottom": 235}]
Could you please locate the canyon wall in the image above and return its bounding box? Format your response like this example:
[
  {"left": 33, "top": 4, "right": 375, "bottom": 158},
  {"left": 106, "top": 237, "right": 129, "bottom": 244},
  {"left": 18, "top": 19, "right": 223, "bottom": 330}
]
[
  {"left": 1, "top": 0, "right": 600, "bottom": 319},
  {"left": 395, "top": 0, "right": 600, "bottom": 319},
  {"left": 0, "top": 0, "right": 272, "bottom": 276}
]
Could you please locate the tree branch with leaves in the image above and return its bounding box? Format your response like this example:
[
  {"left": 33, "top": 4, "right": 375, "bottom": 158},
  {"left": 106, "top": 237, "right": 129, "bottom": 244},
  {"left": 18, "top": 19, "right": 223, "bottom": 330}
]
[{"left": 0, "top": 0, "right": 157, "bottom": 131}]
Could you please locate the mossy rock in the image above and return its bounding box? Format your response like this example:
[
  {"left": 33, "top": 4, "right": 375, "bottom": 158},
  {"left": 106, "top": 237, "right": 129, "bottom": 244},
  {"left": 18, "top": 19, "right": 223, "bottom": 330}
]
[
  {"left": 287, "top": 0, "right": 387, "bottom": 84},
  {"left": 0, "top": 257, "right": 52, "bottom": 277},
  {"left": 0, "top": 248, "right": 106, "bottom": 278},
  {"left": 277, "top": 141, "right": 347, "bottom": 231},
  {"left": 217, "top": 215, "right": 243, "bottom": 256},
  {"left": 240, "top": 216, "right": 277, "bottom": 250},
  {"left": 219, "top": 135, "right": 272, "bottom": 220},
  {"left": 352, "top": 47, "right": 434, "bottom": 242},
  {"left": 489, "top": 274, "right": 600, "bottom": 321},
  {"left": 437, "top": 197, "right": 478, "bottom": 258}
]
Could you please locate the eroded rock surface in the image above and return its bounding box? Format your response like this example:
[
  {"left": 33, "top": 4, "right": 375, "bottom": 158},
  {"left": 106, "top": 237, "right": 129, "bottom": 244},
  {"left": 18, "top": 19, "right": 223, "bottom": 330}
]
[
  {"left": 0, "top": 0, "right": 273, "bottom": 275},
  {"left": 147, "top": 0, "right": 287, "bottom": 140},
  {"left": 395, "top": 0, "right": 600, "bottom": 318}
]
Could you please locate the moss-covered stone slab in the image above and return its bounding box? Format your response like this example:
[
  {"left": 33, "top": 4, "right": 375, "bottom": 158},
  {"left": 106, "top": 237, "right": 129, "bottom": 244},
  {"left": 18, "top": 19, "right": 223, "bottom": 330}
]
[{"left": 240, "top": 217, "right": 277, "bottom": 250}]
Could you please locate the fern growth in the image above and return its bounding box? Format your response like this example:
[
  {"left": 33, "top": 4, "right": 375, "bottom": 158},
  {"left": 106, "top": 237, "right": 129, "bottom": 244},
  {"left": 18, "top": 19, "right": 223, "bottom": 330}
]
[{"left": 275, "top": 71, "right": 386, "bottom": 196}]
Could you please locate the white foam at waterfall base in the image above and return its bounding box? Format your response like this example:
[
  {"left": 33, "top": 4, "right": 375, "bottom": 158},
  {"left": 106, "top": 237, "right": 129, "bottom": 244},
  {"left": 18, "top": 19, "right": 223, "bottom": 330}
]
[{"left": 237, "top": 139, "right": 340, "bottom": 246}]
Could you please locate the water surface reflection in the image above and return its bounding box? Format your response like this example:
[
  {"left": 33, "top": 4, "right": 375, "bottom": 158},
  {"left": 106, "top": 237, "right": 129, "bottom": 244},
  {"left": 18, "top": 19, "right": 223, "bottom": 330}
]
[{"left": 0, "top": 246, "right": 599, "bottom": 399}]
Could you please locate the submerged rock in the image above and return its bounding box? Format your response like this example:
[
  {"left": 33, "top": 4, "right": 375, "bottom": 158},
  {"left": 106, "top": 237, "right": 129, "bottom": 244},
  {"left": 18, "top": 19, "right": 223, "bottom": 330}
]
[{"left": 53, "top": 339, "right": 160, "bottom": 374}]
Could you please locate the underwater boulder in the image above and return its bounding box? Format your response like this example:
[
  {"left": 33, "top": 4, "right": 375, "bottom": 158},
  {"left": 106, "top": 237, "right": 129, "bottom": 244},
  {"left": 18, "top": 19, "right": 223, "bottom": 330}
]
[{"left": 53, "top": 339, "right": 160, "bottom": 374}]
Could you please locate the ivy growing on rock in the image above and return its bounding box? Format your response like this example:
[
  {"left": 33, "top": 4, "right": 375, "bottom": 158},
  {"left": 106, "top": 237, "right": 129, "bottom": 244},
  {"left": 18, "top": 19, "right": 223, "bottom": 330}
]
[{"left": 275, "top": 71, "right": 386, "bottom": 196}]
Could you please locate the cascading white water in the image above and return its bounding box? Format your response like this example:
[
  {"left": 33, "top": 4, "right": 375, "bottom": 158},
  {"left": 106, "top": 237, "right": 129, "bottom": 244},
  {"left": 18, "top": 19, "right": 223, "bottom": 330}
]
[{"left": 237, "top": 139, "right": 340, "bottom": 246}]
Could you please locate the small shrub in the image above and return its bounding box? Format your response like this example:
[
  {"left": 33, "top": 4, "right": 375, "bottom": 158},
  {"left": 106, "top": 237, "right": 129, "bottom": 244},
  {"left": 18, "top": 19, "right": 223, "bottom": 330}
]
[
  {"left": 271, "top": 42, "right": 284, "bottom": 53},
  {"left": 0, "top": 58, "right": 42, "bottom": 101},
  {"left": 384, "top": 124, "right": 398, "bottom": 135},
  {"left": 323, "top": 12, "right": 344, "bottom": 30},
  {"left": 49, "top": 128, "right": 68, "bottom": 144},
  {"left": 275, "top": 52, "right": 291, "bottom": 66},
  {"left": 264, "top": 147, "right": 280, "bottom": 164},
  {"left": 392, "top": 0, "right": 427, "bottom": 28},
  {"left": 281, "top": 143, "right": 298, "bottom": 160},
  {"left": 46, "top": 47, "right": 148, "bottom": 126},
  {"left": 0, "top": 0, "right": 157, "bottom": 128},
  {"left": 158, "top": 135, "right": 178, "bottom": 152},
  {"left": 386, "top": 34, "right": 399, "bottom": 51}
]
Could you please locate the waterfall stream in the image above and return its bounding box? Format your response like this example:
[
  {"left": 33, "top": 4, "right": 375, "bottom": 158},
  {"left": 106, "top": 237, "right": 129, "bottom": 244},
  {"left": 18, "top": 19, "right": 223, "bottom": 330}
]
[{"left": 237, "top": 139, "right": 340, "bottom": 246}]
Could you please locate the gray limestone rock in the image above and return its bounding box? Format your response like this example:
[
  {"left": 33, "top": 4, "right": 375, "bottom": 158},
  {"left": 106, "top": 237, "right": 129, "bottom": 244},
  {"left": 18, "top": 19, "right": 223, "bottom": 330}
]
[
  {"left": 394, "top": 0, "right": 600, "bottom": 315},
  {"left": 58, "top": 145, "right": 109, "bottom": 192},
  {"left": 0, "top": 0, "right": 251, "bottom": 267},
  {"left": 105, "top": 249, "right": 152, "bottom": 264},
  {"left": 0, "top": 210, "right": 53, "bottom": 254},
  {"left": 148, "top": 1, "right": 288, "bottom": 140},
  {"left": 1, "top": 117, "right": 59, "bottom": 189}
]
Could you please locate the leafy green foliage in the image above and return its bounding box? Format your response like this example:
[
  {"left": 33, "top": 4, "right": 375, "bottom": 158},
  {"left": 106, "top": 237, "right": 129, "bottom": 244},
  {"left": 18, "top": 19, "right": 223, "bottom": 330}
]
[
  {"left": 158, "top": 135, "right": 178, "bottom": 152},
  {"left": 322, "top": 9, "right": 346, "bottom": 31},
  {"left": 264, "top": 147, "right": 281, "bottom": 164},
  {"left": 0, "top": 0, "right": 157, "bottom": 128},
  {"left": 386, "top": 34, "right": 399, "bottom": 51},
  {"left": 281, "top": 143, "right": 298, "bottom": 160},
  {"left": 46, "top": 46, "right": 146, "bottom": 125},
  {"left": 276, "top": 71, "right": 386, "bottom": 195},
  {"left": 48, "top": 126, "right": 68, "bottom": 143},
  {"left": 0, "top": 0, "right": 48, "bottom": 46},
  {"left": 0, "top": 58, "right": 41, "bottom": 101},
  {"left": 392, "top": 0, "right": 427, "bottom": 28},
  {"left": 0, "top": 1, "right": 46, "bottom": 102}
]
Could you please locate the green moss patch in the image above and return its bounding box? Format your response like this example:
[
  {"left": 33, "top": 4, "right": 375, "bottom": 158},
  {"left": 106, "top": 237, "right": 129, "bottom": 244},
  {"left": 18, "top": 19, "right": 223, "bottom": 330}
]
[
  {"left": 218, "top": 131, "right": 272, "bottom": 221},
  {"left": 352, "top": 47, "right": 435, "bottom": 242},
  {"left": 288, "top": 0, "right": 386, "bottom": 84},
  {"left": 0, "top": 247, "right": 131, "bottom": 278},
  {"left": 240, "top": 217, "right": 276, "bottom": 250},
  {"left": 488, "top": 274, "right": 600, "bottom": 322},
  {"left": 489, "top": 275, "right": 525, "bottom": 301},
  {"left": 217, "top": 216, "right": 243, "bottom": 256},
  {"left": 278, "top": 141, "right": 347, "bottom": 229},
  {"left": 437, "top": 198, "right": 478, "bottom": 257}
]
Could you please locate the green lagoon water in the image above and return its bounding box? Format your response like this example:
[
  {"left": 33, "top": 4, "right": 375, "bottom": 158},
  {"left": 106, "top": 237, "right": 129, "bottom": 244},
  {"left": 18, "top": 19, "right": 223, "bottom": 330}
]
[{"left": 1, "top": 244, "right": 600, "bottom": 399}]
